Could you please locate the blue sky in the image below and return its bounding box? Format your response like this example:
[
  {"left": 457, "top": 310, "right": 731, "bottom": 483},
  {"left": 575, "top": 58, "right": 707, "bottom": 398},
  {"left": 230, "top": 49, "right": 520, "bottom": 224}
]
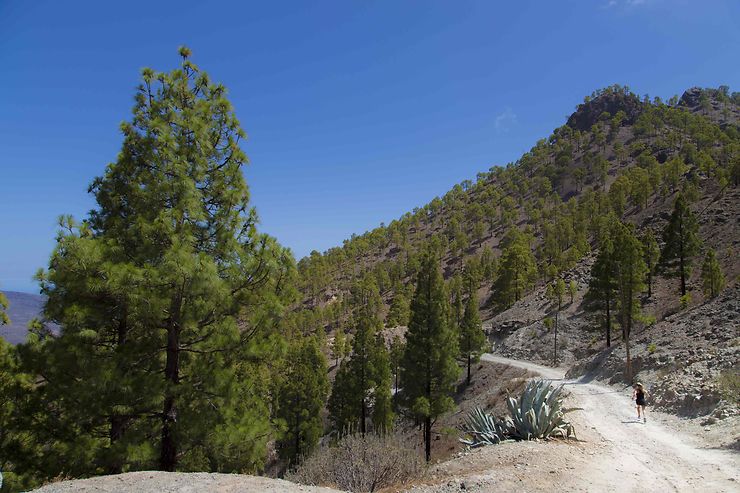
[{"left": 1, "top": 0, "right": 738, "bottom": 293}]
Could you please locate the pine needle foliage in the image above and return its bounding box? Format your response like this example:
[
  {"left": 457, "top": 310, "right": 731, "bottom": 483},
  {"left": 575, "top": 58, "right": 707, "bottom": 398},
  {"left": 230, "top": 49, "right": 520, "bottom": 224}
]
[
  {"left": 659, "top": 194, "right": 702, "bottom": 296},
  {"left": 701, "top": 249, "right": 725, "bottom": 298},
  {"left": 400, "top": 248, "right": 459, "bottom": 462},
  {"left": 18, "top": 48, "right": 296, "bottom": 479}
]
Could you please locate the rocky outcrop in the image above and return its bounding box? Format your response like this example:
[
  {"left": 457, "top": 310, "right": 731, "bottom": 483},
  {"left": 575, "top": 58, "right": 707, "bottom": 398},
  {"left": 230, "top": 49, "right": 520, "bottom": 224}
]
[
  {"left": 678, "top": 87, "right": 706, "bottom": 109},
  {"left": 566, "top": 90, "right": 644, "bottom": 131}
]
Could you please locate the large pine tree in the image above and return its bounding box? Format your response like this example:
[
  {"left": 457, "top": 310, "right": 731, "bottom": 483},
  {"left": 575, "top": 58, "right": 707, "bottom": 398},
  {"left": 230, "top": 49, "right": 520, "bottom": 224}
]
[
  {"left": 493, "top": 228, "right": 537, "bottom": 309},
  {"left": 400, "top": 249, "right": 459, "bottom": 462},
  {"left": 275, "top": 336, "right": 329, "bottom": 465},
  {"left": 613, "top": 221, "right": 647, "bottom": 381},
  {"left": 659, "top": 194, "right": 701, "bottom": 296},
  {"left": 327, "top": 278, "right": 393, "bottom": 435},
  {"left": 26, "top": 48, "right": 295, "bottom": 475},
  {"left": 641, "top": 229, "right": 660, "bottom": 298},
  {"left": 585, "top": 218, "right": 618, "bottom": 348},
  {"left": 546, "top": 278, "right": 566, "bottom": 365}
]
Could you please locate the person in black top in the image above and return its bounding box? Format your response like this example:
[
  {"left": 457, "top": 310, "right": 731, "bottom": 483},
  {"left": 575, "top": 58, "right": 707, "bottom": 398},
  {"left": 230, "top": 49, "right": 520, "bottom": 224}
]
[{"left": 632, "top": 382, "right": 648, "bottom": 423}]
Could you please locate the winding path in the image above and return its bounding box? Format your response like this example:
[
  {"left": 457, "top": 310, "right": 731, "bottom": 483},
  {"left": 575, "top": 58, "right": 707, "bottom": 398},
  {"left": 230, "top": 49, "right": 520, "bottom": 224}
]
[{"left": 481, "top": 354, "right": 739, "bottom": 492}]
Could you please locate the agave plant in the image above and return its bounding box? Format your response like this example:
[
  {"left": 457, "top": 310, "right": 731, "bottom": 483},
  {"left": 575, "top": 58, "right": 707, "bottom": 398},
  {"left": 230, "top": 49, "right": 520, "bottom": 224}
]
[
  {"left": 507, "top": 379, "right": 575, "bottom": 440},
  {"left": 459, "top": 379, "right": 575, "bottom": 447},
  {"left": 459, "top": 406, "right": 512, "bottom": 447}
]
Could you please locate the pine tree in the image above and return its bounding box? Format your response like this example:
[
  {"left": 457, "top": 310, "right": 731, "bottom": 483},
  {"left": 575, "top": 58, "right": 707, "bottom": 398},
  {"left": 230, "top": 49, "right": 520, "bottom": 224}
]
[
  {"left": 0, "top": 337, "right": 36, "bottom": 492},
  {"left": 389, "top": 335, "right": 405, "bottom": 395},
  {"left": 385, "top": 285, "right": 410, "bottom": 327},
  {"left": 568, "top": 280, "right": 577, "bottom": 304},
  {"left": 347, "top": 310, "right": 376, "bottom": 436},
  {"left": 659, "top": 194, "right": 701, "bottom": 296},
  {"left": 327, "top": 361, "right": 355, "bottom": 435},
  {"left": 642, "top": 229, "right": 660, "bottom": 298},
  {"left": 613, "top": 222, "right": 647, "bottom": 381},
  {"left": 400, "top": 249, "right": 459, "bottom": 462},
  {"left": 370, "top": 333, "right": 394, "bottom": 433},
  {"left": 29, "top": 48, "right": 295, "bottom": 475},
  {"left": 332, "top": 328, "right": 347, "bottom": 366},
  {"left": 701, "top": 249, "right": 725, "bottom": 298},
  {"left": 494, "top": 228, "right": 537, "bottom": 309},
  {"left": 449, "top": 274, "right": 465, "bottom": 330},
  {"left": 276, "top": 337, "right": 329, "bottom": 465},
  {"left": 585, "top": 218, "right": 618, "bottom": 347},
  {"left": 458, "top": 292, "right": 485, "bottom": 386},
  {"left": 328, "top": 279, "right": 393, "bottom": 436},
  {"left": 27, "top": 218, "right": 163, "bottom": 476},
  {"left": 546, "top": 278, "right": 566, "bottom": 365}
]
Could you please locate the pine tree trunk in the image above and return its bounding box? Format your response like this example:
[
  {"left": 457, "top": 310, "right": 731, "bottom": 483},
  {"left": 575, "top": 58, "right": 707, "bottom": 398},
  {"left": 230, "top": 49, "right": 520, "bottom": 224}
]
[
  {"left": 108, "top": 311, "right": 129, "bottom": 474},
  {"left": 360, "top": 359, "right": 366, "bottom": 436},
  {"left": 605, "top": 294, "right": 611, "bottom": 348},
  {"left": 679, "top": 251, "right": 686, "bottom": 296},
  {"left": 160, "top": 294, "right": 182, "bottom": 472},
  {"left": 160, "top": 395, "right": 177, "bottom": 471},
  {"left": 467, "top": 352, "right": 471, "bottom": 386},
  {"left": 679, "top": 216, "right": 686, "bottom": 296},
  {"left": 625, "top": 281, "right": 633, "bottom": 382},
  {"left": 625, "top": 331, "right": 632, "bottom": 382},
  {"left": 294, "top": 395, "right": 301, "bottom": 462},
  {"left": 108, "top": 415, "right": 126, "bottom": 474},
  {"left": 424, "top": 416, "right": 431, "bottom": 462},
  {"left": 553, "top": 306, "right": 559, "bottom": 365},
  {"left": 425, "top": 338, "right": 432, "bottom": 463}
]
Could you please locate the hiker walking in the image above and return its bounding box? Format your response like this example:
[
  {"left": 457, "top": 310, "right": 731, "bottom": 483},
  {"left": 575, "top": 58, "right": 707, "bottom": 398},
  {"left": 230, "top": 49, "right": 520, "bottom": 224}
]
[{"left": 632, "top": 382, "right": 648, "bottom": 423}]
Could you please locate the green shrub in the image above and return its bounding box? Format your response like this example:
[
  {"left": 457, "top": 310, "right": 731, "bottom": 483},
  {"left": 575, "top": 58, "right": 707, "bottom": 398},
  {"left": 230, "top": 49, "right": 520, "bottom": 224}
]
[
  {"left": 679, "top": 293, "right": 691, "bottom": 310},
  {"left": 647, "top": 343, "right": 657, "bottom": 354},
  {"left": 716, "top": 371, "right": 740, "bottom": 405}
]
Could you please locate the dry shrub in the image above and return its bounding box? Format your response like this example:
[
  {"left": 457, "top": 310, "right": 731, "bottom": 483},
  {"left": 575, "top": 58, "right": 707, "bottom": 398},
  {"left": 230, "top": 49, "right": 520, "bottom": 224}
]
[
  {"left": 286, "top": 432, "right": 426, "bottom": 492},
  {"left": 717, "top": 370, "right": 740, "bottom": 404}
]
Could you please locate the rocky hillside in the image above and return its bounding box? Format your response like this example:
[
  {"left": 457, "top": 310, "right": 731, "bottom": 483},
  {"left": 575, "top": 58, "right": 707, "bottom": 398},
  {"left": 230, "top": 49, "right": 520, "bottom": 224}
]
[{"left": 291, "top": 85, "right": 739, "bottom": 421}]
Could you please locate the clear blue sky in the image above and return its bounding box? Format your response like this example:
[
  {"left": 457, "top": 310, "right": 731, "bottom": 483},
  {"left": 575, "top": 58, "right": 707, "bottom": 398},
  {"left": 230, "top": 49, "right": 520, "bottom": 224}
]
[{"left": 1, "top": 0, "right": 738, "bottom": 293}]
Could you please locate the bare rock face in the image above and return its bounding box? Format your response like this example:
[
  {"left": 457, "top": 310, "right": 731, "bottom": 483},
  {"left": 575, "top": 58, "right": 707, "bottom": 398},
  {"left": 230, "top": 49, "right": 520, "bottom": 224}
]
[
  {"left": 566, "top": 91, "right": 644, "bottom": 131},
  {"left": 678, "top": 87, "right": 705, "bottom": 109}
]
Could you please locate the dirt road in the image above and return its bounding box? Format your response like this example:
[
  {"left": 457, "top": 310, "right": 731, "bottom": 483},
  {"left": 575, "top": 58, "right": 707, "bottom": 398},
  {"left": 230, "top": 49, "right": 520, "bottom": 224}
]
[{"left": 481, "top": 354, "right": 739, "bottom": 492}]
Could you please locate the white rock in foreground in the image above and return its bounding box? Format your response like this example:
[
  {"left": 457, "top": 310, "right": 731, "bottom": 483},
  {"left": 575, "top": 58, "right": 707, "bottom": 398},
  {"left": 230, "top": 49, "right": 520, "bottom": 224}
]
[{"left": 31, "top": 471, "right": 344, "bottom": 493}]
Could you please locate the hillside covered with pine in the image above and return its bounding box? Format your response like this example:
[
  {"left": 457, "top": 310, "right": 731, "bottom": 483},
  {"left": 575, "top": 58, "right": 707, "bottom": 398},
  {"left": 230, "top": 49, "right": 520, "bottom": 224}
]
[{"left": 0, "top": 48, "right": 737, "bottom": 492}]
